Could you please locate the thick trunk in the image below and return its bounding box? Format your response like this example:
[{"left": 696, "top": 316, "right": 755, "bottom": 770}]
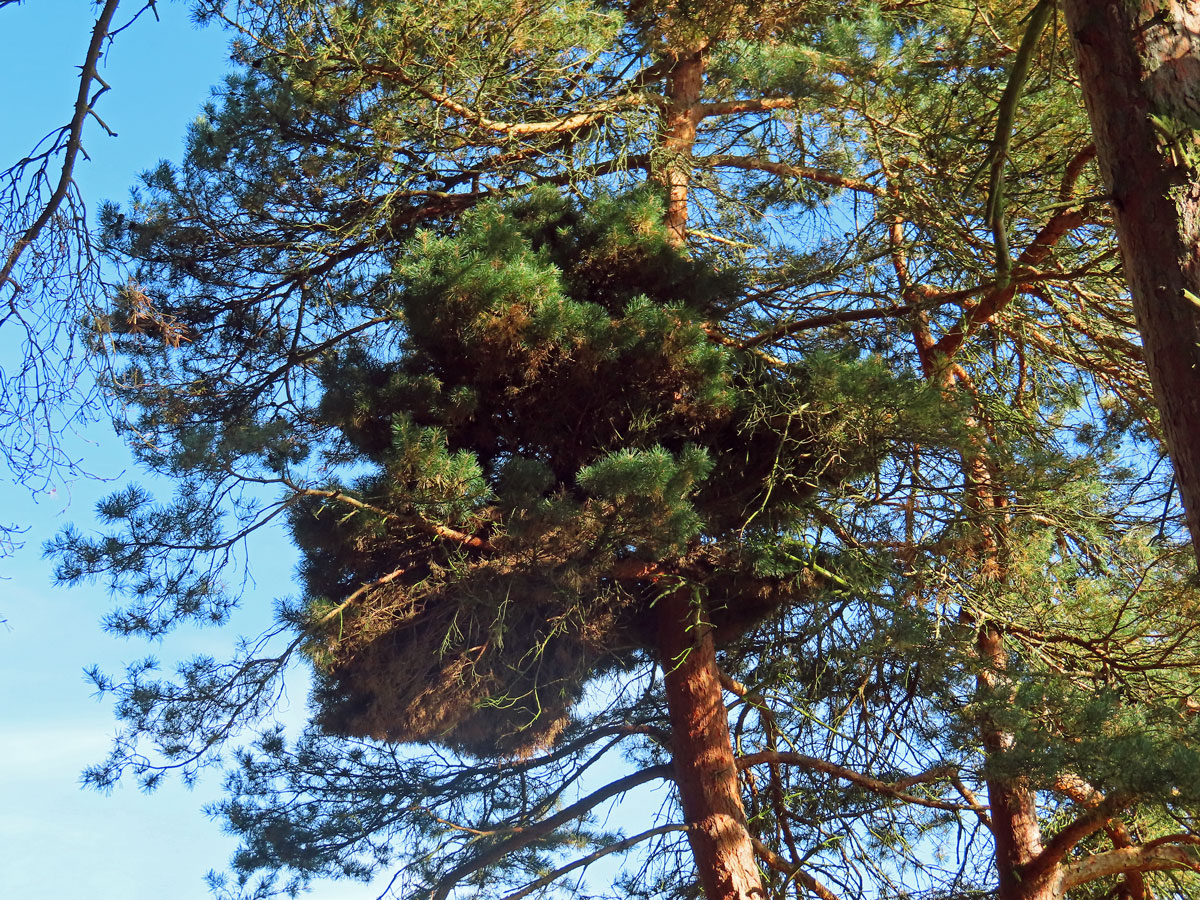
[
  {"left": 1064, "top": 0, "right": 1200, "bottom": 562},
  {"left": 656, "top": 587, "right": 764, "bottom": 900},
  {"left": 987, "top": 768, "right": 1051, "bottom": 899},
  {"left": 655, "top": 41, "right": 760, "bottom": 897}
]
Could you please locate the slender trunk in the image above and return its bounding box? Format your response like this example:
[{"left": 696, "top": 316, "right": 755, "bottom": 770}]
[
  {"left": 1064, "top": 0, "right": 1200, "bottom": 562},
  {"left": 958, "top": 408, "right": 1048, "bottom": 899},
  {"left": 655, "top": 39, "right": 759, "bottom": 896},
  {"left": 656, "top": 587, "right": 764, "bottom": 900},
  {"left": 978, "top": 624, "right": 1054, "bottom": 900},
  {"left": 660, "top": 49, "right": 705, "bottom": 246}
]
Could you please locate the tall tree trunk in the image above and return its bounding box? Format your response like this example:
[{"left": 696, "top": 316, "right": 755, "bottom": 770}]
[
  {"left": 964, "top": 468, "right": 1050, "bottom": 900},
  {"left": 956, "top": 400, "right": 1049, "bottom": 899},
  {"left": 655, "top": 36, "right": 762, "bottom": 897},
  {"left": 1064, "top": 0, "right": 1200, "bottom": 562},
  {"left": 978, "top": 624, "right": 1054, "bottom": 900},
  {"left": 656, "top": 587, "right": 765, "bottom": 899}
]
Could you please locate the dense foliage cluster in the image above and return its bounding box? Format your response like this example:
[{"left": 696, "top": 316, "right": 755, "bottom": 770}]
[{"left": 290, "top": 189, "right": 940, "bottom": 755}]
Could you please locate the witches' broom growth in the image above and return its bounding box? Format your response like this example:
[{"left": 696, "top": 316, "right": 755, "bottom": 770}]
[{"left": 289, "top": 190, "right": 922, "bottom": 758}]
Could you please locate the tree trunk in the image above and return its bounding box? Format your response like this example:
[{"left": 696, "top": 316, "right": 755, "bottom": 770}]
[
  {"left": 655, "top": 37, "right": 762, "bottom": 896},
  {"left": 978, "top": 624, "right": 1054, "bottom": 900},
  {"left": 959, "top": 449, "right": 1050, "bottom": 900},
  {"left": 656, "top": 587, "right": 765, "bottom": 899},
  {"left": 660, "top": 48, "right": 705, "bottom": 246},
  {"left": 1064, "top": 0, "right": 1200, "bottom": 562}
]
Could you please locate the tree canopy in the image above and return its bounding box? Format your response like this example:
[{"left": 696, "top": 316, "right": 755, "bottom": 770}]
[{"left": 47, "top": 1, "right": 1200, "bottom": 899}]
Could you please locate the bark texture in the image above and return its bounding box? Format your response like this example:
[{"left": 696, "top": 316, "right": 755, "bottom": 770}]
[
  {"left": 656, "top": 587, "right": 764, "bottom": 899},
  {"left": 1064, "top": 0, "right": 1200, "bottom": 561},
  {"left": 978, "top": 623, "right": 1054, "bottom": 900},
  {"left": 661, "top": 49, "right": 705, "bottom": 246}
]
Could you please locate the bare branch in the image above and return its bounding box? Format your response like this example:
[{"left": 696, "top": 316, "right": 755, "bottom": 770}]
[
  {"left": 429, "top": 765, "right": 674, "bottom": 900},
  {"left": 0, "top": 0, "right": 121, "bottom": 294},
  {"left": 498, "top": 825, "right": 687, "bottom": 900},
  {"left": 695, "top": 153, "right": 880, "bottom": 195}
]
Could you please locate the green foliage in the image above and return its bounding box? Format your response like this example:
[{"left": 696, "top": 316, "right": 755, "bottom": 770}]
[{"left": 283, "top": 190, "right": 934, "bottom": 757}]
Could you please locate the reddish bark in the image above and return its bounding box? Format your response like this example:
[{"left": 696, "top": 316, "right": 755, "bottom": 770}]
[
  {"left": 1064, "top": 0, "right": 1200, "bottom": 562},
  {"left": 655, "top": 587, "right": 764, "bottom": 899},
  {"left": 651, "top": 36, "right": 763, "bottom": 898},
  {"left": 977, "top": 625, "right": 1052, "bottom": 900},
  {"left": 661, "top": 49, "right": 705, "bottom": 246},
  {"left": 1055, "top": 775, "right": 1145, "bottom": 900},
  {"left": 928, "top": 209, "right": 1087, "bottom": 364}
]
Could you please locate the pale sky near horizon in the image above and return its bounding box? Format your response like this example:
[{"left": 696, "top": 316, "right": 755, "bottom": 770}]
[{"left": 0, "top": 4, "right": 376, "bottom": 898}]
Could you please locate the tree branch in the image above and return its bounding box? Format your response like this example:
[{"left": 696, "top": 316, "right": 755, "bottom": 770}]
[
  {"left": 928, "top": 208, "right": 1087, "bottom": 363},
  {"left": 740, "top": 303, "right": 917, "bottom": 348},
  {"left": 698, "top": 96, "right": 798, "bottom": 118},
  {"left": 499, "top": 825, "right": 688, "bottom": 900},
  {"left": 1021, "top": 798, "right": 1125, "bottom": 887},
  {"left": 1062, "top": 842, "right": 1200, "bottom": 891},
  {"left": 362, "top": 60, "right": 666, "bottom": 137},
  {"left": 694, "top": 154, "right": 880, "bottom": 195},
  {"left": 984, "top": 0, "right": 1054, "bottom": 282},
  {"left": 751, "top": 835, "right": 841, "bottom": 900},
  {"left": 737, "top": 751, "right": 967, "bottom": 812},
  {"left": 1, "top": 0, "right": 122, "bottom": 295},
  {"left": 430, "top": 765, "right": 674, "bottom": 900}
]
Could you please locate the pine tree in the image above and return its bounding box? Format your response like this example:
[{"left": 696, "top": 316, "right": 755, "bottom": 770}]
[
  {"left": 53, "top": 1, "right": 1200, "bottom": 898},
  {"left": 290, "top": 189, "right": 936, "bottom": 898}
]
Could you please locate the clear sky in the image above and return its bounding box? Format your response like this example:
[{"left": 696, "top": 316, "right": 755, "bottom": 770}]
[{"left": 0, "top": 4, "right": 371, "bottom": 898}]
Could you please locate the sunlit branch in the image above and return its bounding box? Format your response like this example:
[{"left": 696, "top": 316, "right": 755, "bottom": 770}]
[
  {"left": 1022, "top": 798, "right": 1126, "bottom": 887},
  {"left": 751, "top": 835, "right": 841, "bottom": 900},
  {"left": 699, "top": 97, "right": 798, "bottom": 118},
  {"left": 929, "top": 208, "right": 1088, "bottom": 363},
  {"left": 695, "top": 153, "right": 879, "bottom": 195},
  {"left": 737, "top": 751, "right": 968, "bottom": 812},
  {"left": 289, "top": 485, "right": 492, "bottom": 550},
  {"left": 1062, "top": 841, "right": 1200, "bottom": 891}
]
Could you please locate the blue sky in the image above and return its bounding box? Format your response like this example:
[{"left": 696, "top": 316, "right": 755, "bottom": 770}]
[{"left": 0, "top": 3, "right": 348, "bottom": 897}]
